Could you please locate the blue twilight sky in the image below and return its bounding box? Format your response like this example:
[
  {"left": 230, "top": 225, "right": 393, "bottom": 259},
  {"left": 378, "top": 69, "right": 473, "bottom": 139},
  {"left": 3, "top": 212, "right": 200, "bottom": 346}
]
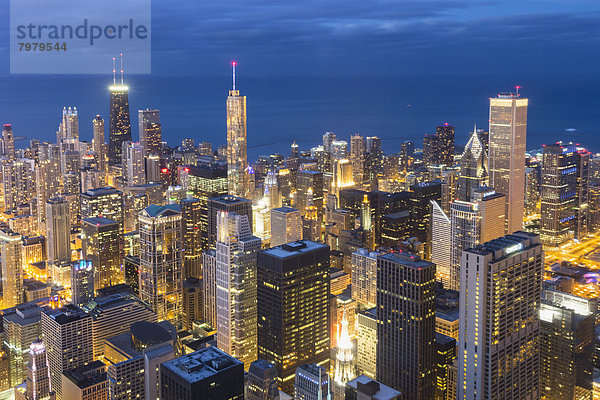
[{"left": 0, "top": 0, "right": 599, "bottom": 77}]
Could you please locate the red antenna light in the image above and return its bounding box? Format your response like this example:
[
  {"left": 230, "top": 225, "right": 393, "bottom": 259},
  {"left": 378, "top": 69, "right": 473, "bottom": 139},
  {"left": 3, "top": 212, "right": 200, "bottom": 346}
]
[{"left": 515, "top": 85, "right": 521, "bottom": 96}]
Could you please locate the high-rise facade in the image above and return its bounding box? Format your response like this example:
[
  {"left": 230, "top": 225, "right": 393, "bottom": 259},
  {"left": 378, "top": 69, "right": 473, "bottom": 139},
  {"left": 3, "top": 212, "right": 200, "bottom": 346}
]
[
  {"left": 58, "top": 106, "right": 79, "bottom": 142},
  {"left": 3, "top": 158, "right": 35, "bottom": 213},
  {"left": 458, "top": 232, "right": 543, "bottom": 400},
  {"left": 351, "top": 249, "right": 379, "bottom": 308},
  {"left": 25, "top": 338, "right": 52, "bottom": 400},
  {"left": 81, "top": 217, "right": 123, "bottom": 291},
  {"left": 376, "top": 252, "right": 436, "bottom": 399},
  {"left": 0, "top": 229, "right": 23, "bottom": 308},
  {"left": 294, "top": 363, "right": 331, "bottom": 400},
  {"left": 257, "top": 241, "right": 330, "bottom": 394},
  {"left": 108, "top": 84, "right": 131, "bottom": 165},
  {"left": 458, "top": 127, "right": 487, "bottom": 202},
  {"left": 430, "top": 200, "right": 452, "bottom": 288},
  {"left": 270, "top": 206, "right": 302, "bottom": 247},
  {"left": 70, "top": 260, "right": 94, "bottom": 306},
  {"left": 423, "top": 124, "right": 455, "bottom": 167},
  {"left": 356, "top": 307, "right": 377, "bottom": 379},
  {"left": 80, "top": 187, "right": 124, "bottom": 231},
  {"left": 350, "top": 133, "right": 365, "bottom": 188},
  {"left": 36, "top": 143, "right": 62, "bottom": 233},
  {"left": 42, "top": 305, "right": 93, "bottom": 400},
  {"left": 160, "top": 347, "right": 244, "bottom": 400},
  {"left": 297, "top": 170, "right": 324, "bottom": 219},
  {"left": 488, "top": 93, "right": 528, "bottom": 234},
  {"left": 2, "top": 123, "right": 16, "bottom": 159},
  {"left": 122, "top": 141, "right": 146, "bottom": 186},
  {"left": 92, "top": 115, "right": 107, "bottom": 173},
  {"left": 540, "top": 142, "right": 590, "bottom": 247},
  {"left": 246, "top": 359, "right": 281, "bottom": 400},
  {"left": 45, "top": 197, "right": 71, "bottom": 268},
  {"left": 138, "top": 204, "right": 183, "bottom": 326},
  {"left": 180, "top": 195, "right": 202, "bottom": 278},
  {"left": 138, "top": 108, "right": 161, "bottom": 156},
  {"left": 215, "top": 212, "right": 261, "bottom": 367},
  {"left": 227, "top": 63, "right": 250, "bottom": 198},
  {"left": 207, "top": 195, "right": 252, "bottom": 249}
]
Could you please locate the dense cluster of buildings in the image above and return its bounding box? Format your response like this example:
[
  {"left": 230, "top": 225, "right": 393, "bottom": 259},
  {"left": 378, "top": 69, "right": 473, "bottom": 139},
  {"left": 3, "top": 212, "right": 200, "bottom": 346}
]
[{"left": 0, "top": 64, "right": 599, "bottom": 400}]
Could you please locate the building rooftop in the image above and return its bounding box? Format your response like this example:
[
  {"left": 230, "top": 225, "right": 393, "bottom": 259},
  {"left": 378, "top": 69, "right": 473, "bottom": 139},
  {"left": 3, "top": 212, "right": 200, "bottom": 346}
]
[
  {"left": 248, "top": 359, "right": 277, "bottom": 379},
  {"left": 95, "top": 284, "right": 133, "bottom": 297},
  {"left": 142, "top": 204, "right": 181, "bottom": 218},
  {"left": 161, "top": 346, "right": 242, "bottom": 382},
  {"left": 82, "top": 186, "right": 121, "bottom": 197},
  {"left": 260, "top": 240, "right": 328, "bottom": 260},
  {"left": 466, "top": 231, "right": 540, "bottom": 261},
  {"left": 81, "top": 217, "right": 119, "bottom": 227},
  {"left": 43, "top": 304, "right": 89, "bottom": 325},
  {"left": 271, "top": 206, "right": 299, "bottom": 214},
  {"left": 346, "top": 375, "right": 402, "bottom": 400},
  {"left": 378, "top": 251, "right": 434, "bottom": 269},
  {"left": 209, "top": 195, "right": 250, "bottom": 205},
  {"left": 63, "top": 360, "right": 107, "bottom": 389},
  {"left": 360, "top": 307, "right": 377, "bottom": 320},
  {"left": 2, "top": 302, "right": 42, "bottom": 325}
]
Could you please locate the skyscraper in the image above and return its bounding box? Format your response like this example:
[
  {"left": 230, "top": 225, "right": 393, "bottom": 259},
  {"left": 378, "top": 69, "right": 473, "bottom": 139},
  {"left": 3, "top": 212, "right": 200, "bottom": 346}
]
[
  {"left": 422, "top": 124, "right": 455, "bottom": 167},
  {"left": 257, "top": 241, "right": 330, "bottom": 394},
  {"left": 160, "top": 347, "right": 244, "bottom": 400},
  {"left": 42, "top": 305, "right": 93, "bottom": 400},
  {"left": 540, "top": 142, "right": 590, "bottom": 247},
  {"left": 81, "top": 217, "right": 123, "bottom": 291},
  {"left": 45, "top": 196, "right": 71, "bottom": 267},
  {"left": 2, "top": 158, "right": 35, "bottom": 213},
  {"left": 458, "top": 232, "right": 542, "bottom": 400},
  {"left": 294, "top": 364, "right": 331, "bottom": 400},
  {"left": 25, "top": 338, "right": 52, "bottom": 400},
  {"left": 138, "top": 108, "right": 161, "bottom": 156},
  {"left": 351, "top": 249, "right": 380, "bottom": 308},
  {"left": 215, "top": 212, "right": 261, "bottom": 368},
  {"left": 207, "top": 195, "right": 253, "bottom": 249},
  {"left": 80, "top": 187, "right": 124, "bottom": 232},
  {"left": 457, "top": 126, "right": 487, "bottom": 202},
  {"left": 376, "top": 252, "right": 435, "bottom": 399},
  {"left": 297, "top": 170, "right": 324, "bottom": 219},
  {"left": 246, "top": 359, "right": 281, "bottom": 400},
  {"left": 350, "top": 134, "right": 365, "bottom": 188},
  {"left": 333, "top": 309, "right": 355, "bottom": 400},
  {"left": 270, "top": 206, "right": 302, "bottom": 247},
  {"left": 180, "top": 195, "right": 202, "bottom": 278},
  {"left": 36, "top": 143, "right": 62, "bottom": 234},
  {"left": 92, "top": 115, "right": 107, "bottom": 173},
  {"left": 138, "top": 204, "right": 183, "bottom": 326},
  {"left": 58, "top": 107, "right": 79, "bottom": 142},
  {"left": 2, "top": 123, "right": 15, "bottom": 160},
  {"left": 430, "top": 200, "right": 452, "bottom": 288},
  {"left": 488, "top": 93, "right": 528, "bottom": 234},
  {"left": 122, "top": 141, "right": 146, "bottom": 186},
  {"left": 0, "top": 229, "right": 23, "bottom": 308},
  {"left": 108, "top": 77, "right": 131, "bottom": 166},
  {"left": 227, "top": 62, "right": 250, "bottom": 198},
  {"left": 356, "top": 308, "right": 377, "bottom": 379},
  {"left": 70, "top": 260, "right": 94, "bottom": 306}
]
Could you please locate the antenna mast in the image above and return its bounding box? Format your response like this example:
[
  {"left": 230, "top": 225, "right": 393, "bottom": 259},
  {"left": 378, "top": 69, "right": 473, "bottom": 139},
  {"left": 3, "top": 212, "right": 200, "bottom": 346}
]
[
  {"left": 515, "top": 85, "right": 521, "bottom": 96},
  {"left": 120, "top": 53, "right": 124, "bottom": 84},
  {"left": 232, "top": 61, "right": 236, "bottom": 91},
  {"left": 112, "top": 57, "right": 116, "bottom": 84}
]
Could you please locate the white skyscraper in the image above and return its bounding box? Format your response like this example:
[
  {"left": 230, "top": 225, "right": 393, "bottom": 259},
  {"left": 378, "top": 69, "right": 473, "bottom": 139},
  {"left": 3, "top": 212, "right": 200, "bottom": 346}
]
[
  {"left": 227, "top": 62, "right": 250, "bottom": 198},
  {"left": 351, "top": 249, "right": 380, "bottom": 308},
  {"left": 430, "top": 200, "right": 452, "bottom": 288},
  {"left": 333, "top": 309, "right": 355, "bottom": 400},
  {"left": 57, "top": 107, "right": 79, "bottom": 143},
  {"left": 0, "top": 229, "right": 23, "bottom": 308},
  {"left": 215, "top": 211, "right": 261, "bottom": 367},
  {"left": 45, "top": 197, "right": 72, "bottom": 283},
  {"left": 270, "top": 206, "right": 302, "bottom": 247},
  {"left": 488, "top": 93, "right": 528, "bottom": 234},
  {"left": 25, "top": 338, "right": 53, "bottom": 400},
  {"left": 458, "top": 232, "right": 542, "bottom": 400},
  {"left": 122, "top": 141, "right": 146, "bottom": 185}
]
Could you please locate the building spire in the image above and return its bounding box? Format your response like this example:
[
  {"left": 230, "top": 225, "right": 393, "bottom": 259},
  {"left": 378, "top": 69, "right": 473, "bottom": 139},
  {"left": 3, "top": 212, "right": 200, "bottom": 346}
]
[
  {"left": 112, "top": 57, "right": 116, "bottom": 84},
  {"left": 120, "top": 53, "right": 124, "bottom": 84},
  {"left": 232, "top": 61, "right": 237, "bottom": 91}
]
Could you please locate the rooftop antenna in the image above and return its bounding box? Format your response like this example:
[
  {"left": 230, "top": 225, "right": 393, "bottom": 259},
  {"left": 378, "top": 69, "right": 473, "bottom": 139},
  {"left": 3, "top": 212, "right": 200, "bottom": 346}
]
[
  {"left": 515, "top": 85, "right": 521, "bottom": 96},
  {"left": 232, "top": 61, "right": 236, "bottom": 91},
  {"left": 112, "top": 57, "right": 116, "bottom": 84},
  {"left": 120, "top": 53, "right": 124, "bottom": 84}
]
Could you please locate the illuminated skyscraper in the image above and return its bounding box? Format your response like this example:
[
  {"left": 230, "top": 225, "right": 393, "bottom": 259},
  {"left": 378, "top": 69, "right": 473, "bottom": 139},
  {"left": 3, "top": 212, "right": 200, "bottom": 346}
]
[
  {"left": 246, "top": 359, "right": 281, "bottom": 400},
  {"left": 0, "top": 229, "right": 23, "bottom": 308},
  {"left": 36, "top": 143, "right": 62, "bottom": 234},
  {"left": 108, "top": 61, "right": 131, "bottom": 166},
  {"left": 57, "top": 107, "right": 79, "bottom": 142},
  {"left": 122, "top": 141, "right": 146, "bottom": 185},
  {"left": 488, "top": 93, "right": 528, "bottom": 234},
  {"left": 457, "top": 126, "right": 487, "bottom": 202},
  {"left": 458, "top": 232, "right": 542, "bottom": 400},
  {"left": 376, "top": 252, "right": 435, "bottom": 399},
  {"left": 45, "top": 197, "right": 71, "bottom": 269},
  {"left": 333, "top": 309, "right": 355, "bottom": 400},
  {"left": 430, "top": 200, "right": 452, "bottom": 288},
  {"left": 180, "top": 195, "right": 202, "bottom": 278},
  {"left": 207, "top": 195, "right": 252, "bottom": 249},
  {"left": 423, "top": 124, "right": 454, "bottom": 167},
  {"left": 138, "top": 108, "right": 162, "bottom": 156},
  {"left": 356, "top": 308, "right": 377, "bottom": 379},
  {"left": 138, "top": 204, "right": 183, "bottom": 326},
  {"left": 294, "top": 363, "right": 331, "bottom": 400},
  {"left": 270, "top": 206, "right": 302, "bottom": 247},
  {"left": 257, "top": 241, "right": 330, "bottom": 394},
  {"left": 80, "top": 187, "right": 124, "bottom": 232},
  {"left": 42, "top": 305, "right": 93, "bottom": 400},
  {"left": 297, "top": 170, "right": 324, "bottom": 219},
  {"left": 540, "top": 142, "right": 590, "bottom": 247},
  {"left": 25, "top": 338, "right": 53, "bottom": 400},
  {"left": 350, "top": 134, "right": 365, "bottom": 188},
  {"left": 215, "top": 212, "right": 261, "bottom": 368},
  {"left": 2, "top": 158, "right": 35, "bottom": 214},
  {"left": 2, "top": 124, "right": 15, "bottom": 160},
  {"left": 81, "top": 217, "right": 123, "bottom": 290},
  {"left": 351, "top": 248, "right": 379, "bottom": 308},
  {"left": 70, "top": 260, "right": 94, "bottom": 306},
  {"left": 92, "top": 115, "right": 107, "bottom": 173},
  {"left": 227, "top": 62, "right": 250, "bottom": 198}
]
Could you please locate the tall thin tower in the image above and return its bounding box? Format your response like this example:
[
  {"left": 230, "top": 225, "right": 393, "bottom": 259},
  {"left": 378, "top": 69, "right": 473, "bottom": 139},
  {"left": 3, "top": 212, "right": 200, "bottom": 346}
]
[
  {"left": 226, "top": 61, "right": 250, "bottom": 198},
  {"left": 488, "top": 92, "right": 528, "bottom": 234},
  {"left": 108, "top": 54, "right": 132, "bottom": 166},
  {"left": 333, "top": 309, "right": 355, "bottom": 400}
]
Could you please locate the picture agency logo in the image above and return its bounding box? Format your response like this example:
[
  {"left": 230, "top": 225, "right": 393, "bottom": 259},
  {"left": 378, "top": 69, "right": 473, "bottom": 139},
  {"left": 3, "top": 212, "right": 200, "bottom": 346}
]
[{"left": 10, "top": 0, "right": 151, "bottom": 74}]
